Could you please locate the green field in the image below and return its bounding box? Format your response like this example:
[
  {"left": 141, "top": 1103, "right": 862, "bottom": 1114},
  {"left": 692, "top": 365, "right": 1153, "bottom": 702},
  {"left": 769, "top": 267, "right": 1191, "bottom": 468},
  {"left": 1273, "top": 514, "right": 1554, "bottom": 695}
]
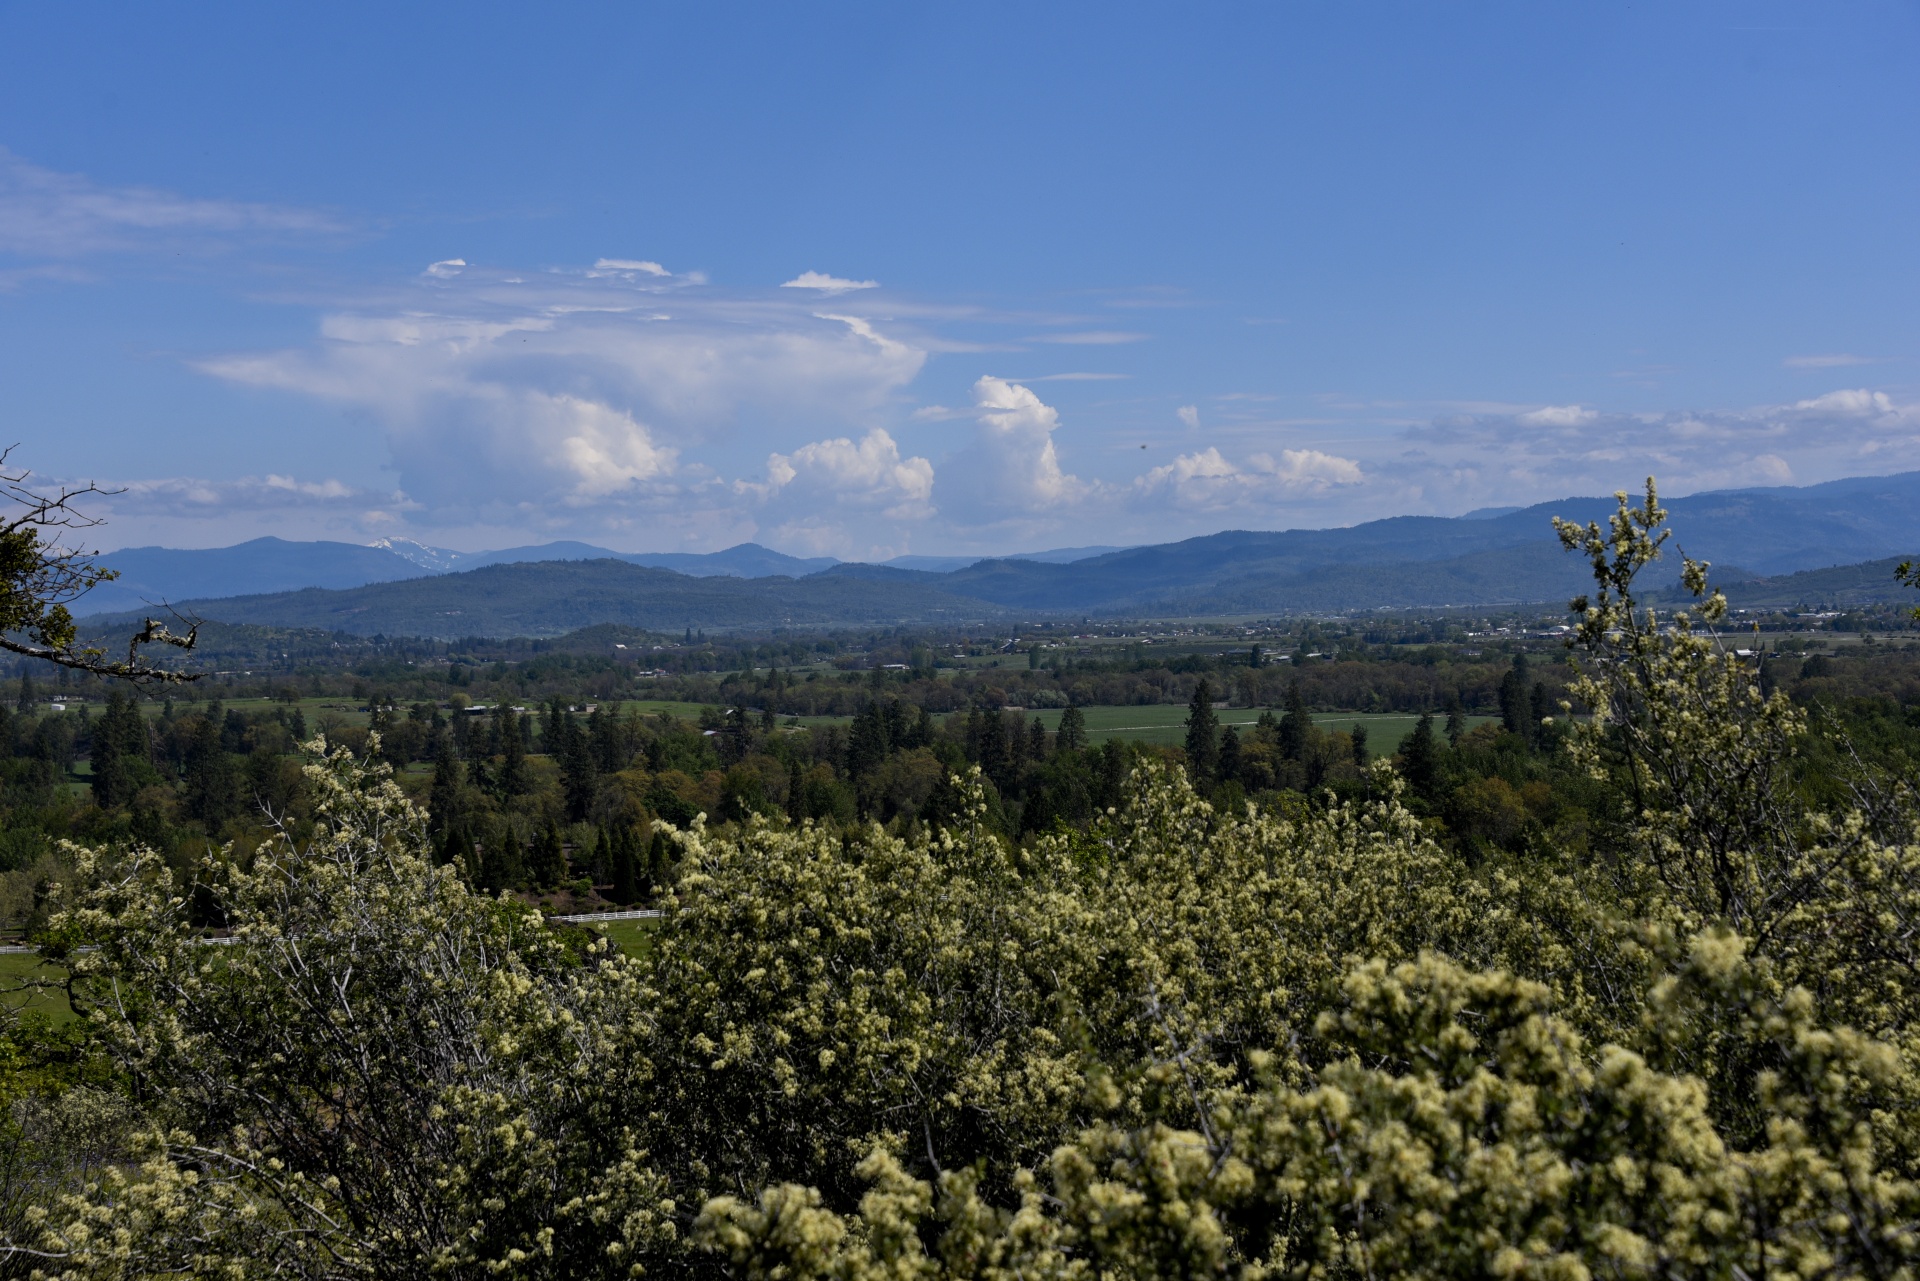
[
  {"left": 139, "top": 694, "right": 1490, "bottom": 753},
  {"left": 1016, "top": 706, "right": 1497, "bottom": 750},
  {"left": 0, "top": 951, "right": 73, "bottom": 1024},
  {"left": 594, "top": 918, "right": 660, "bottom": 957}
]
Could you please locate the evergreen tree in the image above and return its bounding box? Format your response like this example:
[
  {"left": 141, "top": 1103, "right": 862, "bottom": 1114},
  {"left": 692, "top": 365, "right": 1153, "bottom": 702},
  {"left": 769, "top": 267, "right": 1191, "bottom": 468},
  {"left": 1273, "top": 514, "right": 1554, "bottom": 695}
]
[
  {"left": 1444, "top": 692, "right": 1467, "bottom": 746},
  {"left": 611, "top": 824, "right": 640, "bottom": 905},
  {"left": 439, "top": 821, "right": 473, "bottom": 872},
  {"left": 974, "top": 706, "right": 1011, "bottom": 788},
  {"left": 91, "top": 688, "right": 149, "bottom": 810},
  {"left": 182, "top": 709, "right": 240, "bottom": 829},
  {"left": 1027, "top": 717, "right": 1048, "bottom": 762},
  {"left": 562, "top": 716, "right": 597, "bottom": 823},
  {"left": 720, "top": 705, "right": 750, "bottom": 766},
  {"left": 591, "top": 826, "right": 613, "bottom": 885},
  {"left": 1399, "top": 711, "right": 1440, "bottom": 801},
  {"left": 846, "top": 701, "right": 889, "bottom": 780},
  {"left": 531, "top": 821, "right": 567, "bottom": 890},
  {"left": 1350, "top": 721, "right": 1369, "bottom": 767},
  {"left": 1529, "top": 681, "right": 1552, "bottom": 747},
  {"left": 1056, "top": 704, "right": 1088, "bottom": 754},
  {"left": 1216, "top": 724, "right": 1242, "bottom": 786},
  {"left": 15, "top": 671, "right": 31, "bottom": 713},
  {"left": 646, "top": 826, "right": 672, "bottom": 897},
  {"left": 907, "top": 705, "right": 935, "bottom": 750},
  {"left": 498, "top": 707, "right": 529, "bottom": 796},
  {"left": 1499, "top": 652, "right": 1531, "bottom": 737},
  {"left": 787, "top": 755, "right": 806, "bottom": 824},
  {"left": 477, "top": 820, "right": 523, "bottom": 893},
  {"left": 427, "top": 735, "right": 461, "bottom": 840},
  {"left": 1184, "top": 679, "right": 1220, "bottom": 782},
  {"left": 590, "top": 706, "right": 623, "bottom": 774},
  {"left": 1278, "top": 680, "right": 1310, "bottom": 761}
]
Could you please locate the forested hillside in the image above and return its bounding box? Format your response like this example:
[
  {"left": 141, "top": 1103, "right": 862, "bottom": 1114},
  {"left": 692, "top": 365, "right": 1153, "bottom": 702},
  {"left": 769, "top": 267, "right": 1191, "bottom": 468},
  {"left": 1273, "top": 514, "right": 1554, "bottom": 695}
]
[{"left": 5, "top": 485, "right": 1920, "bottom": 1278}]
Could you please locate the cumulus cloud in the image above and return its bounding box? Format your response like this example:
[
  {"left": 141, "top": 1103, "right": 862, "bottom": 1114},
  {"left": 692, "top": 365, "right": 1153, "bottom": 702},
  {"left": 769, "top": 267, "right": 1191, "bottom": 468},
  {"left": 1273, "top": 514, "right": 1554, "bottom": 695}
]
[
  {"left": 754, "top": 428, "right": 933, "bottom": 517},
  {"left": 935, "top": 377, "right": 1089, "bottom": 520},
  {"left": 198, "top": 262, "right": 927, "bottom": 528},
  {"left": 0, "top": 146, "right": 345, "bottom": 259},
  {"left": 782, "top": 271, "right": 878, "bottom": 294},
  {"left": 1135, "top": 446, "right": 1365, "bottom": 509}
]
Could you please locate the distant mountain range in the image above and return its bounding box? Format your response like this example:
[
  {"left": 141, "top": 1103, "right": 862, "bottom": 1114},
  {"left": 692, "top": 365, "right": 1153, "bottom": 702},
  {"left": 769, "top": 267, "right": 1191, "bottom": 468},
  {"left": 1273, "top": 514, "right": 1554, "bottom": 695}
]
[
  {"left": 78, "top": 535, "right": 1130, "bottom": 616},
  {"left": 74, "top": 471, "right": 1920, "bottom": 637}
]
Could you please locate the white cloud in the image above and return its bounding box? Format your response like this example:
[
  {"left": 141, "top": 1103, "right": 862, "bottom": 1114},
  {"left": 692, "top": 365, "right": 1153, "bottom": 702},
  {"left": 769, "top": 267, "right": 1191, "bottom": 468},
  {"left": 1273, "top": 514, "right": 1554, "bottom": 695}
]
[
  {"left": 264, "top": 474, "right": 354, "bottom": 499},
  {"left": 782, "top": 271, "right": 878, "bottom": 294},
  {"left": 595, "top": 258, "right": 669, "bottom": 276},
  {"left": 1398, "top": 388, "right": 1920, "bottom": 511},
  {"left": 195, "top": 263, "right": 927, "bottom": 531},
  {"left": 1135, "top": 446, "right": 1365, "bottom": 509},
  {"left": 424, "top": 259, "right": 467, "bottom": 278},
  {"left": 0, "top": 146, "right": 344, "bottom": 259},
  {"left": 1790, "top": 388, "right": 1905, "bottom": 419},
  {"left": 1518, "top": 404, "right": 1597, "bottom": 427},
  {"left": 755, "top": 428, "right": 933, "bottom": 517},
  {"left": 936, "top": 376, "right": 1088, "bottom": 518},
  {"left": 545, "top": 395, "right": 678, "bottom": 498},
  {"left": 1177, "top": 404, "right": 1200, "bottom": 430}
]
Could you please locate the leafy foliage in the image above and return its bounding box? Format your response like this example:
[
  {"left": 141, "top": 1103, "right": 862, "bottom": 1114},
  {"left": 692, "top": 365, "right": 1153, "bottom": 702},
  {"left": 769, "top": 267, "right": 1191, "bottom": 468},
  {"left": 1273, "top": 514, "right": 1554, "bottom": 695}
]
[{"left": 4, "top": 481, "right": 1920, "bottom": 1279}]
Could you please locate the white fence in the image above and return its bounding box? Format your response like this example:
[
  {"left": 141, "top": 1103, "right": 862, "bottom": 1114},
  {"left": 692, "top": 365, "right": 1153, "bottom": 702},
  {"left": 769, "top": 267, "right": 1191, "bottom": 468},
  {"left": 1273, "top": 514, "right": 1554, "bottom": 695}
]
[{"left": 550, "top": 909, "right": 666, "bottom": 924}]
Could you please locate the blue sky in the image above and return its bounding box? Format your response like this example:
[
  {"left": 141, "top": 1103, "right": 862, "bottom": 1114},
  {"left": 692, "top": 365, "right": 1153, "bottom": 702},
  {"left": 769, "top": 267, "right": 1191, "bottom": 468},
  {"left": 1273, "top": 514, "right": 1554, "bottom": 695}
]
[{"left": 1, "top": 2, "right": 1916, "bottom": 558}]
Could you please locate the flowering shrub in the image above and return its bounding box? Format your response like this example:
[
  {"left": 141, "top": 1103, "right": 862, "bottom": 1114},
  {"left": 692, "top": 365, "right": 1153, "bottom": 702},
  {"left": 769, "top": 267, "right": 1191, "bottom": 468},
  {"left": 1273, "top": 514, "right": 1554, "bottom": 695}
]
[{"left": 7, "top": 483, "right": 1919, "bottom": 1280}]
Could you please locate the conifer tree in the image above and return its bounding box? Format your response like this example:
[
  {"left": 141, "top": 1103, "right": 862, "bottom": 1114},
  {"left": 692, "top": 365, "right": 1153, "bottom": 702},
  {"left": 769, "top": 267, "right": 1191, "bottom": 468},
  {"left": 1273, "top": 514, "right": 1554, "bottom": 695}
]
[
  {"left": 1350, "top": 721, "right": 1369, "bottom": 766},
  {"left": 1399, "top": 710, "right": 1440, "bottom": 800},
  {"left": 1184, "top": 678, "right": 1219, "bottom": 781},
  {"left": 498, "top": 706, "right": 529, "bottom": 796},
  {"left": 1056, "top": 704, "right": 1088, "bottom": 754},
  {"left": 1499, "top": 651, "right": 1531, "bottom": 737},
  {"left": 477, "top": 819, "right": 523, "bottom": 893},
  {"left": 90, "top": 688, "right": 149, "bottom": 810},
  {"left": 846, "top": 701, "right": 889, "bottom": 780},
  {"left": 1444, "top": 691, "right": 1467, "bottom": 745},
  {"left": 1216, "top": 723, "right": 1242, "bottom": 786},
  {"left": 1278, "top": 679, "right": 1310, "bottom": 761},
  {"left": 787, "top": 755, "right": 806, "bottom": 823},
  {"left": 611, "top": 824, "right": 640, "bottom": 905},
  {"left": 531, "top": 821, "right": 567, "bottom": 890},
  {"left": 562, "top": 715, "right": 597, "bottom": 822},
  {"left": 591, "top": 825, "right": 612, "bottom": 885},
  {"left": 427, "top": 735, "right": 461, "bottom": 841}
]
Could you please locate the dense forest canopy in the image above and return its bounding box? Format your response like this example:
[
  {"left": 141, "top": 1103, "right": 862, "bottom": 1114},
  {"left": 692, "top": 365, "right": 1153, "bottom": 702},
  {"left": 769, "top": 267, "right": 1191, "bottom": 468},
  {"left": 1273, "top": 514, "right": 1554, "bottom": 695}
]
[{"left": 0, "top": 483, "right": 1918, "bottom": 1278}]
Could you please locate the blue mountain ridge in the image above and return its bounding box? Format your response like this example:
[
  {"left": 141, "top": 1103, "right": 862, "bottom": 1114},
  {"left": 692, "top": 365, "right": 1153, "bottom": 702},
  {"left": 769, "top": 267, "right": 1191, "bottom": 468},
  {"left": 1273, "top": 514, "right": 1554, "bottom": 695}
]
[{"left": 73, "top": 471, "right": 1920, "bottom": 626}]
